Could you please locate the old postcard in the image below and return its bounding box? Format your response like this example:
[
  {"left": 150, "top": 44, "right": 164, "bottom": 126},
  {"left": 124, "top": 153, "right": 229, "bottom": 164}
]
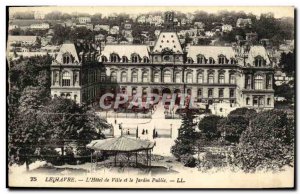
[{"left": 7, "top": 6, "right": 295, "bottom": 189}]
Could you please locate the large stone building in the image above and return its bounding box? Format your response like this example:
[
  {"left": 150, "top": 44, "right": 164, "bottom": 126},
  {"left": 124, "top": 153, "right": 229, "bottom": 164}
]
[{"left": 51, "top": 12, "right": 274, "bottom": 110}]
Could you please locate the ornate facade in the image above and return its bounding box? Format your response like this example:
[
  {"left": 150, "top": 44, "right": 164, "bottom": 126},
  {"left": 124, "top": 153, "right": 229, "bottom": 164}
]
[{"left": 51, "top": 12, "right": 274, "bottom": 110}]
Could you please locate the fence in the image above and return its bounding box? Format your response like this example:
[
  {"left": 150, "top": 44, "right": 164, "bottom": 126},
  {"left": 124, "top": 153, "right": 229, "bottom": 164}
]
[{"left": 97, "top": 111, "right": 152, "bottom": 119}]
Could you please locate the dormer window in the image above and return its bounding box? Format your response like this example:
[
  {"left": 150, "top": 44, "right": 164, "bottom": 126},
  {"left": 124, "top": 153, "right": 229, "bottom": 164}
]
[
  {"left": 131, "top": 54, "right": 139, "bottom": 63},
  {"left": 63, "top": 53, "right": 72, "bottom": 64},
  {"left": 187, "top": 58, "right": 193, "bottom": 64},
  {"left": 101, "top": 56, "right": 107, "bottom": 62},
  {"left": 122, "top": 56, "right": 128, "bottom": 63},
  {"left": 110, "top": 54, "right": 119, "bottom": 62},
  {"left": 218, "top": 55, "right": 226, "bottom": 64},
  {"left": 230, "top": 58, "right": 235, "bottom": 64},
  {"left": 255, "top": 56, "right": 264, "bottom": 67},
  {"left": 197, "top": 55, "right": 205, "bottom": 64},
  {"left": 143, "top": 57, "right": 149, "bottom": 63},
  {"left": 209, "top": 57, "right": 215, "bottom": 64}
]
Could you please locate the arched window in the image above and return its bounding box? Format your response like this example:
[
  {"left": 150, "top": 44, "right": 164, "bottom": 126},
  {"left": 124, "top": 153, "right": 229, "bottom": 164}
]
[
  {"left": 197, "top": 89, "right": 202, "bottom": 98},
  {"left": 254, "top": 75, "right": 263, "bottom": 90},
  {"left": 218, "top": 55, "right": 226, "bottom": 64},
  {"left": 101, "top": 56, "right": 107, "bottom": 62},
  {"left": 121, "top": 71, "right": 127, "bottom": 82},
  {"left": 131, "top": 71, "right": 138, "bottom": 82},
  {"left": 131, "top": 54, "right": 139, "bottom": 63},
  {"left": 142, "top": 71, "right": 148, "bottom": 82},
  {"left": 208, "top": 73, "right": 214, "bottom": 84},
  {"left": 209, "top": 57, "right": 215, "bottom": 64},
  {"left": 122, "top": 56, "right": 128, "bottom": 63},
  {"left": 229, "top": 74, "right": 235, "bottom": 84},
  {"left": 186, "top": 72, "right": 193, "bottom": 83},
  {"left": 74, "top": 95, "right": 77, "bottom": 102},
  {"left": 66, "top": 93, "right": 71, "bottom": 99},
  {"left": 111, "top": 71, "right": 117, "bottom": 82},
  {"left": 154, "top": 71, "right": 160, "bottom": 83},
  {"left": 62, "top": 72, "right": 71, "bottom": 86},
  {"left": 197, "top": 73, "right": 203, "bottom": 83},
  {"left": 143, "top": 57, "right": 149, "bottom": 63},
  {"left": 255, "top": 56, "right": 264, "bottom": 67},
  {"left": 164, "top": 70, "right": 171, "bottom": 83},
  {"left": 218, "top": 73, "right": 225, "bottom": 84},
  {"left": 187, "top": 58, "right": 193, "bottom": 64},
  {"left": 110, "top": 54, "right": 119, "bottom": 62},
  {"left": 197, "top": 56, "right": 205, "bottom": 64}
]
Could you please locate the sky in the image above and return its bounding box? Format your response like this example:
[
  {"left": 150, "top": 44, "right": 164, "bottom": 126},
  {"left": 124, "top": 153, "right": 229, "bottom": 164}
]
[{"left": 9, "top": 6, "right": 294, "bottom": 19}]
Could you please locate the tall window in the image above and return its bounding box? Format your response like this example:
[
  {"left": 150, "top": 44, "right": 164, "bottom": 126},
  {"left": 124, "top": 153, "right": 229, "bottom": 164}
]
[
  {"left": 218, "top": 73, "right": 225, "bottom": 84},
  {"left": 208, "top": 89, "right": 213, "bottom": 98},
  {"left": 197, "top": 56, "right": 205, "bottom": 64},
  {"left": 246, "top": 97, "right": 250, "bottom": 105},
  {"left": 175, "top": 72, "right": 181, "bottom": 83},
  {"left": 229, "top": 74, "right": 236, "bottom": 84},
  {"left": 267, "top": 98, "right": 271, "bottom": 105},
  {"left": 219, "top": 89, "right": 224, "bottom": 98},
  {"left": 209, "top": 58, "right": 215, "bottom": 64},
  {"left": 132, "top": 55, "right": 139, "bottom": 63},
  {"left": 142, "top": 71, "right": 148, "bottom": 82},
  {"left": 230, "top": 58, "right": 235, "bottom": 64},
  {"left": 121, "top": 71, "right": 127, "bottom": 82},
  {"left": 111, "top": 71, "right": 117, "bottom": 82},
  {"left": 197, "top": 73, "right": 203, "bottom": 83},
  {"left": 62, "top": 72, "right": 71, "bottom": 86},
  {"left": 100, "top": 72, "right": 106, "bottom": 82},
  {"left": 218, "top": 56, "right": 226, "bottom": 64},
  {"left": 197, "top": 89, "right": 202, "bottom": 98},
  {"left": 186, "top": 72, "right": 193, "bottom": 83},
  {"left": 266, "top": 74, "right": 272, "bottom": 89},
  {"left": 164, "top": 70, "right": 171, "bottom": 83},
  {"left": 154, "top": 72, "right": 160, "bottom": 83},
  {"left": 229, "top": 89, "right": 234, "bottom": 98},
  {"left": 246, "top": 75, "right": 251, "bottom": 89},
  {"left": 208, "top": 73, "right": 214, "bottom": 84},
  {"left": 254, "top": 75, "right": 263, "bottom": 90},
  {"left": 132, "top": 71, "right": 138, "bottom": 82}
]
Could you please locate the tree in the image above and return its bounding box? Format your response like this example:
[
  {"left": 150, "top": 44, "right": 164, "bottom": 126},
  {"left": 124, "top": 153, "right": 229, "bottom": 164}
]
[
  {"left": 198, "top": 115, "right": 222, "bottom": 140},
  {"left": 279, "top": 51, "right": 295, "bottom": 77},
  {"left": 274, "top": 83, "right": 294, "bottom": 103},
  {"left": 228, "top": 107, "right": 257, "bottom": 118},
  {"left": 235, "top": 110, "right": 294, "bottom": 172},
  {"left": 171, "top": 111, "right": 198, "bottom": 164}
]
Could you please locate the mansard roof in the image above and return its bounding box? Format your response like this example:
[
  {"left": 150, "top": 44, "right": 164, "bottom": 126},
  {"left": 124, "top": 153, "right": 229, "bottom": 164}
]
[
  {"left": 101, "top": 45, "right": 150, "bottom": 60},
  {"left": 187, "top": 46, "right": 236, "bottom": 62},
  {"left": 246, "top": 46, "right": 270, "bottom": 65},
  {"left": 55, "top": 43, "right": 80, "bottom": 64},
  {"left": 152, "top": 32, "right": 183, "bottom": 54}
]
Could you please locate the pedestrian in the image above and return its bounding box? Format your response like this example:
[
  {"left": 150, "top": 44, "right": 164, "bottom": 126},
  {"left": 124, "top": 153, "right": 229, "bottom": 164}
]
[
  {"left": 142, "top": 129, "right": 145, "bottom": 135},
  {"left": 146, "top": 129, "right": 148, "bottom": 134}
]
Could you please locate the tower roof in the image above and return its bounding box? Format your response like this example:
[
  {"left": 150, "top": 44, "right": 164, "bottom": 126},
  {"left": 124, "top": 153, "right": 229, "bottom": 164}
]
[{"left": 152, "top": 32, "right": 183, "bottom": 54}]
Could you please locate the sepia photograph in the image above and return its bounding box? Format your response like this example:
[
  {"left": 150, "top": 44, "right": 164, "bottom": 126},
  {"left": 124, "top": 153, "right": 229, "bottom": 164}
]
[{"left": 6, "top": 5, "right": 295, "bottom": 189}]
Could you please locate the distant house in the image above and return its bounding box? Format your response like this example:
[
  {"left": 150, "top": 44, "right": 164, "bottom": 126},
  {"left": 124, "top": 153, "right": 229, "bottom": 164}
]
[
  {"left": 124, "top": 23, "right": 132, "bottom": 30},
  {"left": 78, "top": 17, "right": 91, "bottom": 24},
  {"left": 246, "top": 32, "right": 258, "bottom": 43},
  {"left": 30, "top": 23, "right": 50, "bottom": 30},
  {"left": 274, "top": 70, "right": 294, "bottom": 86},
  {"left": 110, "top": 26, "right": 120, "bottom": 35},
  {"left": 9, "top": 24, "right": 19, "bottom": 30},
  {"left": 236, "top": 18, "right": 252, "bottom": 28},
  {"left": 194, "top": 21, "right": 205, "bottom": 29},
  {"left": 106, "top": 36, "right": 116, "bottom": 43},
  {"left": 222, "top": 24, "right": 233, "bottom": 32},
  {"left": 137, "top": 15, "right": 146, "bottom": 23},
  {"left": 95, "top": 34, "right": 105, "bottom": 41},
  {"left": 8, "top": 35, "right": 38, "bottom": 46},
  {"left": 94, "top": 24, "right": 110, "bottom": 32},
  {"left": 205, "top": 31, "right": 215, "bottom": 37}
]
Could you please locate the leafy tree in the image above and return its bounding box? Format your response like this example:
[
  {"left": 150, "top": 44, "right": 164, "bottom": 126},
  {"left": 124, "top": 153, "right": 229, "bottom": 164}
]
[
  {"left": 228, "top": 107, "right": 257, "bottom": 118},
  {"left": 198, "top": 115, "right": 222, "bottom": 140},
  {"left": 171, "top": 111, "right": 198, "bottom": 162},
  {"left": 235, "top": 110, "right": 294, "bottom": 172},
  {"left": 279, "top": 51, "right": 295, "bottom": 77},
  {"left": 274, "top": 83, "right": 294, "bottom": 103}
]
